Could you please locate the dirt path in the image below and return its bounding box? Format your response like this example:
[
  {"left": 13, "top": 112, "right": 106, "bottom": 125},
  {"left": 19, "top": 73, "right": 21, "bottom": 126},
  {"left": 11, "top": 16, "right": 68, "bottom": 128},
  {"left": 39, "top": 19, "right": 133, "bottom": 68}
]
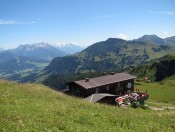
[
  {"left": 147, "top": 101, "right": 175, "bottom": 110},
  {"left": 148, "top": 106, "right": 175, "bottom": 111}
]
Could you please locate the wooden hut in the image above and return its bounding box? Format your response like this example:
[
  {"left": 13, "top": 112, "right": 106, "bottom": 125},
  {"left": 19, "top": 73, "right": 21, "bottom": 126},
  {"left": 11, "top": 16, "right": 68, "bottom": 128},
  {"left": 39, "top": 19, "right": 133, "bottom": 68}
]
[{"left": 67, "top": 72, "right": 136, "bottom": 98}]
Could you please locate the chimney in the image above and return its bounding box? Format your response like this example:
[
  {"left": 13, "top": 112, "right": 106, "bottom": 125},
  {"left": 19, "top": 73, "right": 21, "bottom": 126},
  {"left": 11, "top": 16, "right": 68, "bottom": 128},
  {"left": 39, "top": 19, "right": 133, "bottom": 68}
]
[
  {"left": 85, "top": 78, "right": 90, "bottom": 82},
  {"left": 111, "top": 72, "right": 115, "bottom": 75}
]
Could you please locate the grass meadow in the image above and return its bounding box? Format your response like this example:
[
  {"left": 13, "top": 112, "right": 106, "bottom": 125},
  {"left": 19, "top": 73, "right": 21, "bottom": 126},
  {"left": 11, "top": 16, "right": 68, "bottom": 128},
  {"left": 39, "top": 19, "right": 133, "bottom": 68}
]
[
  {"left": 0, "top": 80, "right": 175, "bottom": 131},
  {"left": 135, "top": 76, "right": 175, "bottom": 106}
]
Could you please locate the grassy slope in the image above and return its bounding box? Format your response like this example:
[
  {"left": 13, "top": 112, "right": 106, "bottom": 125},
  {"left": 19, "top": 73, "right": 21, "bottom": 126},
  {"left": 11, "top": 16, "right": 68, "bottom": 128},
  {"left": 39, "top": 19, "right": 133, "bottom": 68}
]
[
  {"left": 135, "top": 77, "right": 175, "bottom": 106},
  {"left": 0, "top": 80, "right": 175, "bottom": 131}
]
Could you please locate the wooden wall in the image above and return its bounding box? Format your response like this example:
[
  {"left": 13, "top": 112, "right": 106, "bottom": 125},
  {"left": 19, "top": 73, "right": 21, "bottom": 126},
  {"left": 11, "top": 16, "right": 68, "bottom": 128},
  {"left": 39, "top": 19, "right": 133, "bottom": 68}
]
[{"left": 68, "top": 79, "right": 135, "bottom": 97}]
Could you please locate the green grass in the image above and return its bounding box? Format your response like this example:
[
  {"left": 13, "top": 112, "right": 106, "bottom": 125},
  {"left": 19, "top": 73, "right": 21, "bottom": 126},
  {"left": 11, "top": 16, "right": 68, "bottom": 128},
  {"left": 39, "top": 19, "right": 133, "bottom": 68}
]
[
  {"left": 1, "top": 80, "right": 175, "bottom": 131},
  {"left": 135, "top": 78, "right": 175, "bottom": 106}
]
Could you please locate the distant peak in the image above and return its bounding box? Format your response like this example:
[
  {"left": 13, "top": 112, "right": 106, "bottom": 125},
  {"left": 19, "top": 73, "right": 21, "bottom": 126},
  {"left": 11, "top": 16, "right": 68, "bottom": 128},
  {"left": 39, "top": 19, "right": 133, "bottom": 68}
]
[
  {"left": 32, "top": 42, "right": 50, "bottom": 46},
  {"left": 106, "top": 38, "right": 126, "bottom": 42},
  {"left": 135, "top": 34, "right": 164, "bottom": 45},
  {"left": 137, "top": 34, "right": 163, "bottom": 40},
  {"left": 143, "top": 34, "right": 157, "bottom": 36},
  {"left": 142, "top": 34, "right": 160, "bottom": 38}
]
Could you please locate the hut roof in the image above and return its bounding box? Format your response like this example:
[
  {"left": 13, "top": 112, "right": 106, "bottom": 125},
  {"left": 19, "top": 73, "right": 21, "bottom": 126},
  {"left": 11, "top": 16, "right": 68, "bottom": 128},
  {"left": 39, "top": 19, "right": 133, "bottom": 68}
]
[{"left": 74, "top": 72, "right": 136, "bottom": 89}]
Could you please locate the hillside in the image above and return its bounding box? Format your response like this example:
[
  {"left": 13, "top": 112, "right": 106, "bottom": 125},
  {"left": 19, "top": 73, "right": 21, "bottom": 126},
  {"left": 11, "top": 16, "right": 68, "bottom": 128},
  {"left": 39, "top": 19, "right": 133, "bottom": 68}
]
[
  {"left": 1, "top": 80, "right": 175, "bottom": 131},
  {"left": 165, "top": 36, "right": 175, "bottom": 45},
  {"left": 46, "top": 38, "right": 175, "bottom": 74},
  {"left": 131, "top": 54, "right": 175, "bottom": 81},
  {"left": 0, "top": 52, "right": 16, "bottom": 63}
]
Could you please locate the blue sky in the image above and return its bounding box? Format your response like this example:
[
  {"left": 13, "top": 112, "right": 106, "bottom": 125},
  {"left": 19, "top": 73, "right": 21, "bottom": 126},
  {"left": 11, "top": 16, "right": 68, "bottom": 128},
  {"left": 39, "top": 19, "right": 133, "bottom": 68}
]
[{"left": 0, "top": 0, "right": 175, "bottom": 49}]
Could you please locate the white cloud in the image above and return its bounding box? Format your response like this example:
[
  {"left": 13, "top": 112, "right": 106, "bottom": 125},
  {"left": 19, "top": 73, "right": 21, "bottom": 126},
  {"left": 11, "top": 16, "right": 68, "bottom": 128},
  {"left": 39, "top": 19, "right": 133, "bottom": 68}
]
[
  {"left": 148, "top": 11, "right": 175, "bottom": 15},
  {"left": 0, "top": 19, "right": 36, "bottom": 25},
  {"left": 116, "top": 33, "right": 128, "bottom": 40},
  {"left": 0, "top": 20, "right": 15, "bottom": 24}
]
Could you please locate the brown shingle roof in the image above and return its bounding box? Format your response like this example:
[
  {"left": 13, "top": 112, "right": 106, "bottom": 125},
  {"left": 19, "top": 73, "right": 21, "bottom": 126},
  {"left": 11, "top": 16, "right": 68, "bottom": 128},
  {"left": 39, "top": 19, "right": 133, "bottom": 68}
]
[{"left": 74, "top": 72, "right": 136, "bottom": 89}]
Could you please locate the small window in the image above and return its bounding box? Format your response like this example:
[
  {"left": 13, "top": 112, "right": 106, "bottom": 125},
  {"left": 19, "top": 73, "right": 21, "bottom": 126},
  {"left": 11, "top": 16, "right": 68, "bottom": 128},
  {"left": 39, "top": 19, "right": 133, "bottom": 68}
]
[
  {"left": 118, "top": 83, "right": 120, "bottom": 88},
  {"left": 128, "top": 82, "right": 131, "bottom": 88},
  {"left": 96, "top": 88, "right": 99, "bottom": 93},
  {"left": 106, "top": 85, "right": 109, "bottom": 90}
]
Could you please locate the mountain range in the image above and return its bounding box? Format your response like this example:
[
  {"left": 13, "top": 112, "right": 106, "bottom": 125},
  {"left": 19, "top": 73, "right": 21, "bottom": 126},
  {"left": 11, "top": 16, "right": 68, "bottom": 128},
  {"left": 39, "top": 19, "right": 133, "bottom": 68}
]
[
  {"left": 26, "top": 35, "right": 175, "bottom": 89},
  {"left": 0, "top": 42, "right": 84, "bottom": 81},
  {"left": 1, "top": 42, "right": 84, "bottom": 60},
  {"left": 45, "top": 37, "right": 175, "bottom": 74},
  {"left": 1, "top": 34, "right": 175, "bottom": 85}
]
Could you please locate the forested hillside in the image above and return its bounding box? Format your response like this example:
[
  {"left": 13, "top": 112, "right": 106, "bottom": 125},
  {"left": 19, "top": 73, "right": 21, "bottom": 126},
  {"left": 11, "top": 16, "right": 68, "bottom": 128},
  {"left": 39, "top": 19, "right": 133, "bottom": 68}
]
[
  {"left": 46, "top": 38, "right": 175, "bottom": 74},
  {"left": 131, "top": 54, "right": 175, "bottom": 81}
]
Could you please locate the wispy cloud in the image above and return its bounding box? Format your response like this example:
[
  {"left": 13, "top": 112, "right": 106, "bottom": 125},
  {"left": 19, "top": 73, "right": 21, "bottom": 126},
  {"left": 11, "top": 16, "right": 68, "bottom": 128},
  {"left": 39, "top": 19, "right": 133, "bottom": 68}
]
[
  {"left": 116, "top": 33, "right": 128, "bottom": 40},
  {"left": 0, "top": 19, "right": 36, "bottom": 25},
  {"left": 148, "top": 11, "right": 175, "bottom": 15}
]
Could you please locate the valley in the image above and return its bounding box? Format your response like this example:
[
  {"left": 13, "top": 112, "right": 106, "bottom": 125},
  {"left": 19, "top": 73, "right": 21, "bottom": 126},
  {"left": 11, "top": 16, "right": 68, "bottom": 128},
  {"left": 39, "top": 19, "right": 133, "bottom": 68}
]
[
  {"left": 0, "top": 42, "right": 84, "bottom": 81},
  {"left": 0, "top": 52, "right": 49, "bottom": 81}
]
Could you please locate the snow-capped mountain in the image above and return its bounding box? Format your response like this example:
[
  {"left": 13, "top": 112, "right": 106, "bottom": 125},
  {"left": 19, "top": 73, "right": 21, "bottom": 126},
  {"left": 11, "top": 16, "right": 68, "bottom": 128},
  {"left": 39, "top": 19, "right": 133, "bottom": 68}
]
[
  {"left": 2, "top": 42, "right": 84, "bottom": 61},
  {"left": 17, "top": 42, "right": 51, "bottom": 49},
  {"left": 58, "top": 43, "right": 84, "bottom": 54},
  {"left": 53, "top": 43, "right": 84, "bottom": 54},
  {"left": 16, "top": 42, "right": 60, "bottom": 52},
  {"left": 6, "top": 42, "right": 68, "bottom": 61}
]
